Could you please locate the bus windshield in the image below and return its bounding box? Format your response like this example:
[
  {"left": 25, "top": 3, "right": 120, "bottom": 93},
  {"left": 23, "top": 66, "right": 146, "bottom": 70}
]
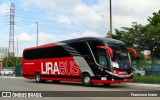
[{"left": 111, "top": 51, "right": 131, "bottom": 69}]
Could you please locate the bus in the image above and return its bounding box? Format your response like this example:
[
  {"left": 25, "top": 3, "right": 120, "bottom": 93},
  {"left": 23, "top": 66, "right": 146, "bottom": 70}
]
[{"left": 22, "top": 37, "right": 137, "bottom": 86}]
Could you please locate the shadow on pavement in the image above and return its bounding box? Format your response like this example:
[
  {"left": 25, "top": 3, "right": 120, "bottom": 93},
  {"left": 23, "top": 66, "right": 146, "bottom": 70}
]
[{"left": 27, "top": 80, "right": 126, "bottom": 89}]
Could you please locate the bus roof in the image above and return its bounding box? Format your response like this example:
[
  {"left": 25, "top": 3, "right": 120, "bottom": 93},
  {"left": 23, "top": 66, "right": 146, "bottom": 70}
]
[
  {"left": 60, "top": 37, "right": 125, "bottom": 45},
  {"left": 24, "top": 37, "right": 125, "bottom": 50}
]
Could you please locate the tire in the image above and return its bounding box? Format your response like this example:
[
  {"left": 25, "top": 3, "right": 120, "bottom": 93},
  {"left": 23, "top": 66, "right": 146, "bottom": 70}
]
[
  {"left": 34, "top": 73, "right": 45, "bottom": 83},
  {"left": 82, "top": 73, "right": 93, "bottom": 87}
]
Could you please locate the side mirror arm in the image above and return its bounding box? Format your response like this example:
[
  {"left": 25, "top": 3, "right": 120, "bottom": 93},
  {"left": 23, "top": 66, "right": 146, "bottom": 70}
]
[
  {"left": 127, "top": 48, "right": 138, "bottom": 59},
  {"left": 97, "top": 46, "right": 113, "bottom": 58}
]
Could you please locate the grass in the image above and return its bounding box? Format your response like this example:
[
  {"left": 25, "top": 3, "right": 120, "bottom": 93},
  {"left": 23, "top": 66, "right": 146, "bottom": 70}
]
[{"left": 133, "top": 75, "right": 160, "bottom": 84}]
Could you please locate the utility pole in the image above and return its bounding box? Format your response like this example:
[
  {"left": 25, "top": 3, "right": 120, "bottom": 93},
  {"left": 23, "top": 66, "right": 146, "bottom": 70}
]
[
  {"left": 35, "top": 22, "right": 38, "bottom": 46},
  {"left": 17, "top": 38, "right": 18, "bottom": 57},
  {"left": 109, "top": 0, "right": 112, "bottom": 38},
  {"left": 8, "top": 3, "right": 15, "bottom": 56}
]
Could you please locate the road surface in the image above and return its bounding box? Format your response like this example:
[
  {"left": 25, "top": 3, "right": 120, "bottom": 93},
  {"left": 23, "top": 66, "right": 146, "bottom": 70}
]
[{"left": 0, "top": 76, "right": 160, "bottom": 100}]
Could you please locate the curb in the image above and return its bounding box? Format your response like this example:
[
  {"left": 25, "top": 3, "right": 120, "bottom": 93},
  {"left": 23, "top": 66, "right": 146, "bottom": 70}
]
[
  {"left": 0, "top": 76, "right": 24, "bottom": 79},
  {"left": 124, "top": 83, "right": 160, "bottom": 87}
]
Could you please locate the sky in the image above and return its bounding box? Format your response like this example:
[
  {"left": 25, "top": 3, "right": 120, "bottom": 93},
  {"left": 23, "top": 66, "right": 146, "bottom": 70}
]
[{"left": 0, "top": 0, "right": 160, "bottom": 57}]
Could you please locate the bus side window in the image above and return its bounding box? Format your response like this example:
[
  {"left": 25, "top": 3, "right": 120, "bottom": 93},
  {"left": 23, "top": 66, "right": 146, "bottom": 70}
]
[
  {"left": 68, "top": 41, "right": 94, "bottom": 62},
  {"left": 23, "top": 46, "right": 71, "bottom": 60}
]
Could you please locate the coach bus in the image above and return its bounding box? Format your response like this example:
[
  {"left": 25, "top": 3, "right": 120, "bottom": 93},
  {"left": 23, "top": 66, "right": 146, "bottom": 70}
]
[{"left": 22, "top": 37, "right": 137, "bottom": 86}]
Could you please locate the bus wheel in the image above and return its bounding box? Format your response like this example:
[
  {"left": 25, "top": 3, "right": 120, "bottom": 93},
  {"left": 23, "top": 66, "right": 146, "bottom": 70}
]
[
  {"left": 82, "top": 73, "right": 93, "bottom": 87},
  {"left": 35, "top": 73, "right": 45, "bottom": 83}
]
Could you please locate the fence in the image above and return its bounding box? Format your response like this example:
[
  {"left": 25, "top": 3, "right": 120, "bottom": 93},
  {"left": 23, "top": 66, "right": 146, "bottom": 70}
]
[
  {"left": 0, "top": 66, "right": 22, "bottom": 77},
  {"left": 132, "top": 60, "right": 160, "bottom": 83}
]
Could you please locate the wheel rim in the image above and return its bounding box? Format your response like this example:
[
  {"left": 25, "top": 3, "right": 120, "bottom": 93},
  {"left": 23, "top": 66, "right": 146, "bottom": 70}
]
[
  {"left": 36, "top": 74, "right": 40, "bottom": 82},
  {"left": 84, "top": 76, "right": 90, "bottom": 84}
]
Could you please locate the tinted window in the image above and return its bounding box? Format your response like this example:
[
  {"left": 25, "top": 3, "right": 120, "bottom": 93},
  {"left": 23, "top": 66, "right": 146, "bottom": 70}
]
[
  {"left": 23, "top": 46, "right": 71, "bottom": 60},
  {"left": 68, "top": 41, "right": 94, "bottom": 62},
  {"left": 107, "top": 43, "right": 127, "bottom": 50},
  {"left": 88, "top": 40, "right": 104, "bottom": 61},
  {"left": 119, "top": 44, "right": 127, "bottom": 50},
  {"left": 88, "top": 40, "right": 110, "bottom": 68},
  {"left": 68, "top": 41, "right": 90, "bottom": 56},
  {"left": 107, "top": 44, "right": 120, "bottom": 50}
]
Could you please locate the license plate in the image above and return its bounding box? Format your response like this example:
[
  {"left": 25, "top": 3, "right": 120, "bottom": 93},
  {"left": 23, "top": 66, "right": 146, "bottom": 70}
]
[{"left": 101, "top": 77, "right": 107, "bottom": 80}]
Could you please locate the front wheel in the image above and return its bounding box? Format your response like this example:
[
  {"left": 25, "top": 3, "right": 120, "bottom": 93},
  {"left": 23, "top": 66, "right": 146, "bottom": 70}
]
[
  {"left": 82, "top": 73, "right": 93, "bottom": 87},
  {"left": 34, "top": 73, "right": 45, "bottom": 83}
]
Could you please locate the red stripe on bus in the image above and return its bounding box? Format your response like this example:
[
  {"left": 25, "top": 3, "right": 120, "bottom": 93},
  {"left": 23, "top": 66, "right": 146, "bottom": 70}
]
[{"left": 92, "top": 79, "right": 132, "bottom": 84}]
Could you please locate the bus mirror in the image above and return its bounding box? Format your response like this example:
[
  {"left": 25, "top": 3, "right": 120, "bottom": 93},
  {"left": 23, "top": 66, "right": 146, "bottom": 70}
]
[
  {"left": 127, "top": 48, "right": 137, "bottom": 59},
  {"left": 97, "top": 46, "right": 113, "bottom": 58}
]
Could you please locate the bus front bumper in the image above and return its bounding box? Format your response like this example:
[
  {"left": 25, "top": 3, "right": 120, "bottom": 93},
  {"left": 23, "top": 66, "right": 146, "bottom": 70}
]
[{"left": 92, "top": 78, "right": 132, "bottom": 84}]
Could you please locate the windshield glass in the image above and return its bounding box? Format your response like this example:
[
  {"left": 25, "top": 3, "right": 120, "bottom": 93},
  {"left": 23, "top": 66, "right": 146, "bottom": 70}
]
[{"left": 111, "top": 51, "right": 131, "bottom": 69}]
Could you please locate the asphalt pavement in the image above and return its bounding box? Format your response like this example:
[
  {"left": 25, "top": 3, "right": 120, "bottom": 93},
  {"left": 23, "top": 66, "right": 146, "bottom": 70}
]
[{"left": 0, "top": 76, "right": 160, "bottom": 100}]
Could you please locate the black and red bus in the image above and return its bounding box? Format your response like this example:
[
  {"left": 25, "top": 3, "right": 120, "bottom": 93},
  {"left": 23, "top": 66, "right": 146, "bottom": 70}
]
[{"left": 22, "top": 37, "right": 137, "bottom": 86}]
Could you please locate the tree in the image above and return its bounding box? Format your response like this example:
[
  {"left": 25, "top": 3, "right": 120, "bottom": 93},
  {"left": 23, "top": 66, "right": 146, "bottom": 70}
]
[
  {"left": 2, "top": 57, "right": 22, "bottom": 67},
  {"left": 139, "top": 10, "right": 160, "bottom": 63},
  {"left": 138, "top": 24, "right": 160, "bottom": 63},
  {"left": 147, "top": 10, "right": 160, "bottom": 60},
  {"left": 110, "top": 10, "right": 160, "bottom": 64},
  {"left": 148, "top": 10, "right": 160, "bottom": 26},
  {"left": 113, "top": 22, "right": 145, "bottom": 60}
]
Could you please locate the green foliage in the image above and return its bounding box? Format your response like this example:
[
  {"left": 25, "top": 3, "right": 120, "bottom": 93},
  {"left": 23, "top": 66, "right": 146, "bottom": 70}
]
[
  {"left": 16, "top": 57, "right": 22, "bottom": 66},
  {"left": 2, "top": 57, "right": 22, "bottom": 67},
  {"left": 133, "top": 76, "right": 160, "bottom": 84},
  {"left": 148, "top": 10, "right": 160, "bottom": 26},
  {"left": 110, "top": 10, "right": 160, "bottom": 63}
]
